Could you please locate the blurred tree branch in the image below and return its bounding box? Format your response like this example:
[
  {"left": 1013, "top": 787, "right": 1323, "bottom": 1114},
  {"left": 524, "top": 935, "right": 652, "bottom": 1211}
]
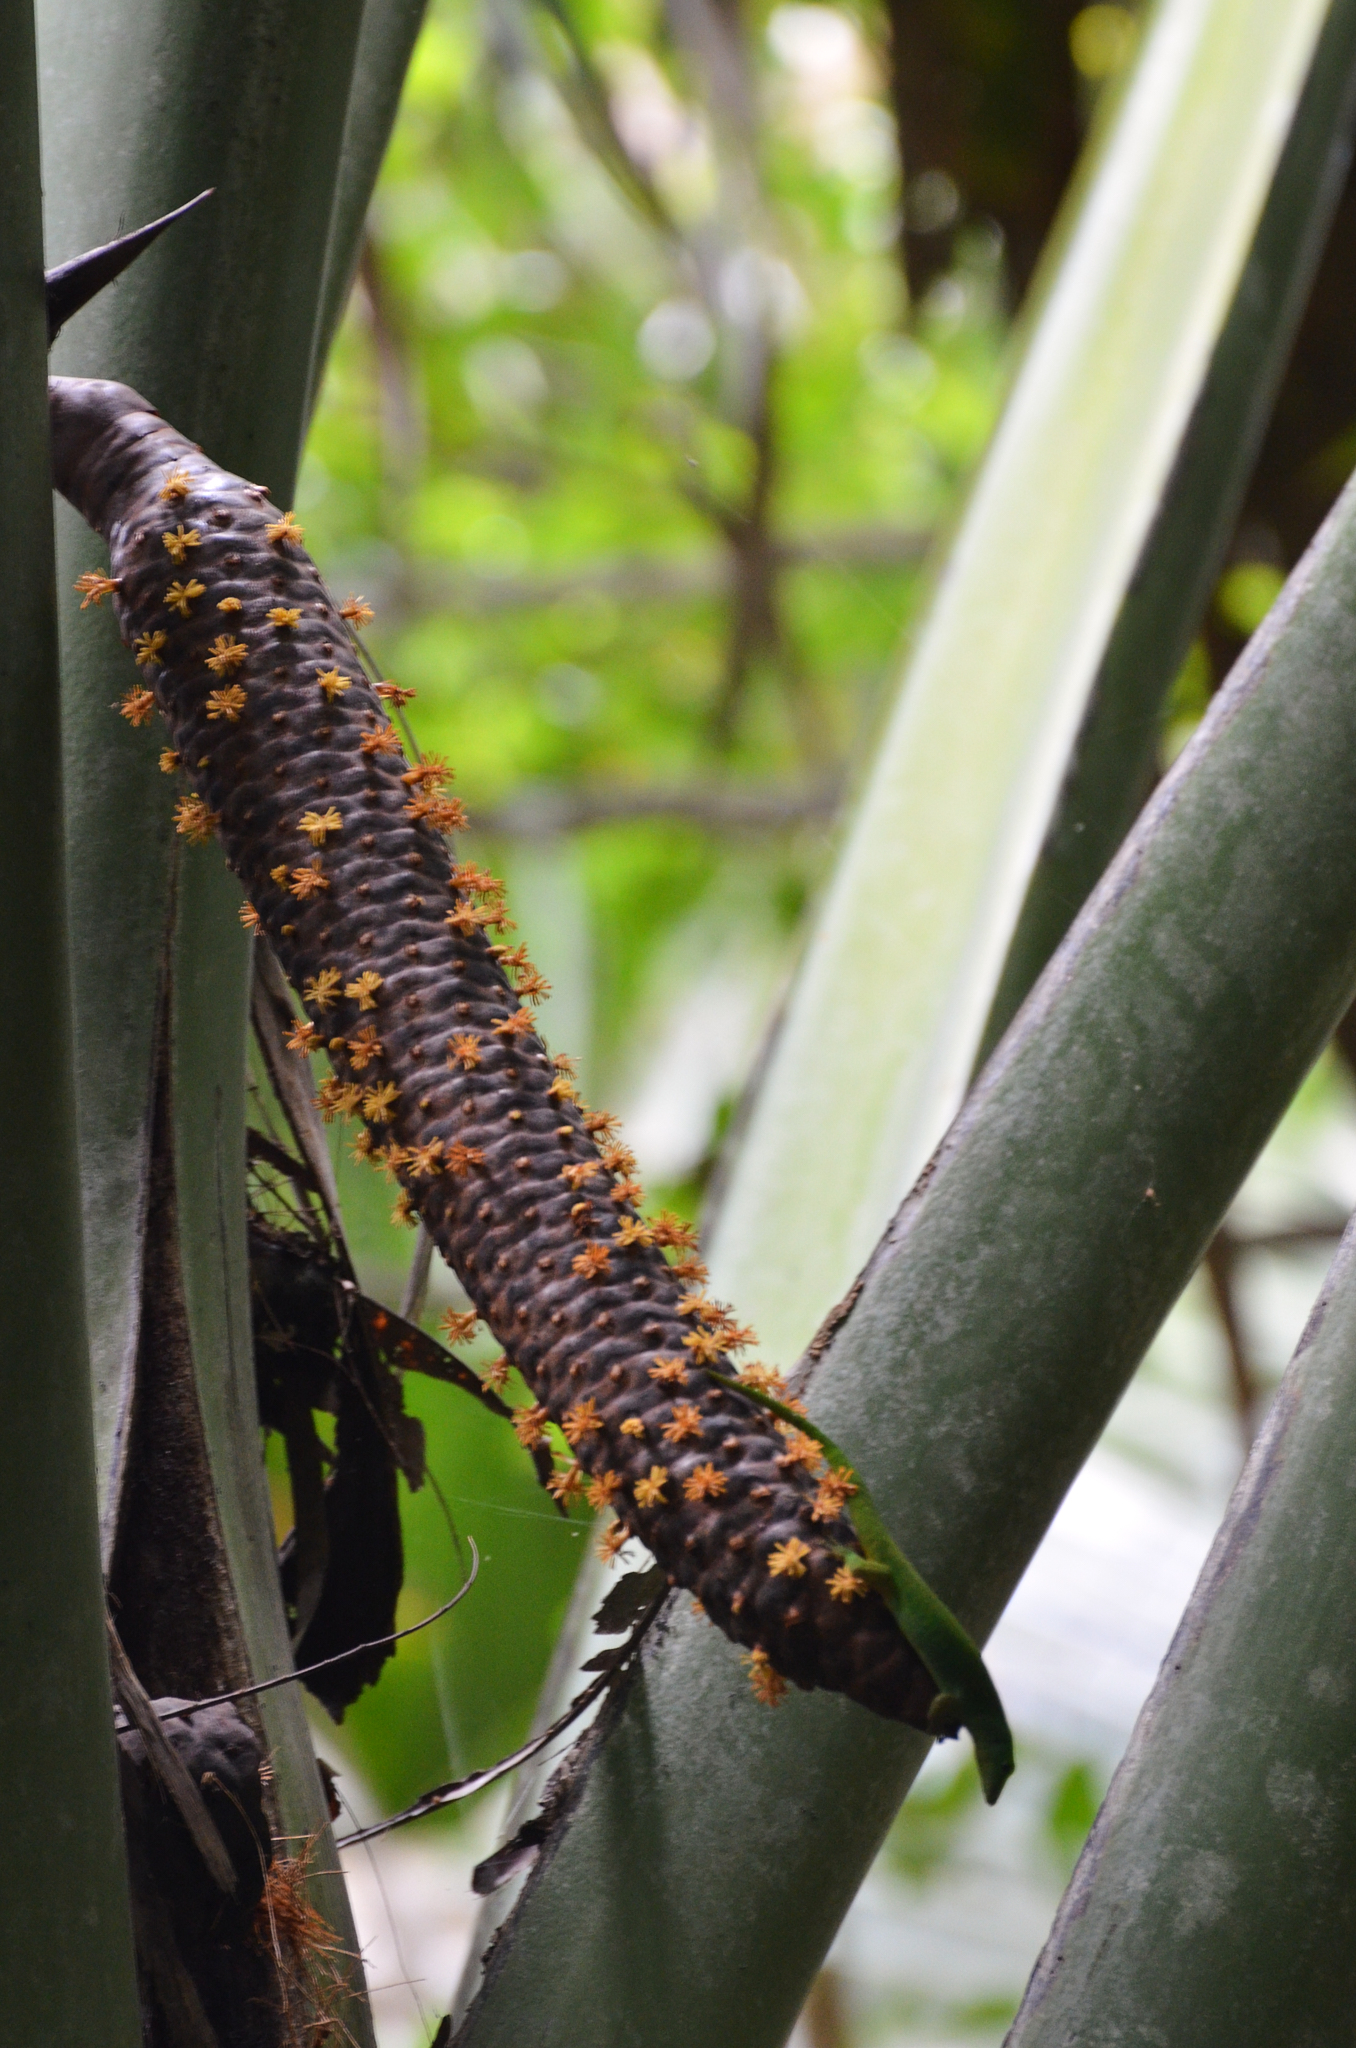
[
  {"left": 386, "top": 520, "right": 930, "bottom": 614},
  {"left": 880, "top": 0, "right": 1084, "bottom": 309},
  {"left": 474, "top": 774, "right": 843, "bottom": 836},
  {"left": 358, "top": 235, "right": 426, "bottom": 486},
  {"left": 1201, "top": 1230, "right": 1263, "bottom": 1452}
]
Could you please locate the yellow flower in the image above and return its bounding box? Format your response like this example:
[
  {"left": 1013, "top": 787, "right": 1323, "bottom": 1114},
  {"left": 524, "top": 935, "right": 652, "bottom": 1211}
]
[
  {"left": 683, "top": 1463, "right": 727, "bottom": 1502},
  {"left": 286, "top": 1019, "right": 320, "bottom": 1055},
  {"left": 217, "top": 596, "right": 243, "bottom": 613},
  {"left": 360, "top": 722, "right": 402, "bottom": 756},
  {"left": 205, "top": 683, "right": 247, "bottom": 722},
  {"left": 440, "top": 1309, "right": 479, "bottom": 1346},
  {"left": 265, "top": 510, "right": 304, "bottom": 546},
  {"left": 613, "top": 1219, "right": 655, "bottom": 1250},
  {"left": 161, "top": 524, "right": 201, "bottom": 564},
  {"left": 767, "top": 1538, "right": 811, "bottom": 1580},
  {"left": 827, "top": 1565, "right": 867, "bottom": 1603},
  {"left": 737, "top": 1363, "right": 792, "bottom": 1399},
  {"left": 74, "top": 569, "right": 119, "bottom": 608},
  {"left": 633, "top": 1465, "right": 669, "bottom": 1509},
  {"left": 647, "top": 1358, "right": 688, "bottom": 1385},
  {"left": 164, "top": 579, "right": 205, "bottom": 616},
  {"left": 314, "top": 1077, "right": 352, "bottom": 1123},
  {"left": 267, "top": 606, "right": 301, "bottom": 629},
  {"left": 315, "top": 667, "right": 352, "bottom": 701},
  {"left": 682, "top": 1327, "right": 732, "bottom": 1364},
  {"left": 340, "top": 595, "right": 375, "bottom": 627},
  {"left": 173, "top": 794, "right": 219, "bottom": 845},
  {"left": 391, "top": 1189, "right": 417, "bottom": 1228},
  {"left": 516, "top": 966, "right": 551, "bottom": 1004},
  {"left": 158, "top": 466, "right": 192, "bottom": 502},
  {"left": 414, "top": 794, "right": 469, "bottom": 834},
  {"left": 288, "top": 859, "right": 329, "bottom": 901},
  {"left": 298, "top": 807, "right": 342, "bottom": 845},
  {"left": 512, "top": 1404, "right": 550, "bottom": 1450},
  {"left": 445, "top": 901, "right": 494, "bottom": 938},
  {"left": 376, "top": 678, "right": 416, "bottom": 706},
  {"left": 650, "top": 1211, "right": 699, "bottom": 1251},
  {"left": 620, "top": 1417, "right": 645, "bottom": 1439},
  {"left": 348, "top": 1024, "right": 387, "bottom": 1071},
  {"left": 597, "top": 1521, "right": 630, "bottom": 1562},
  {"left": 586, "top": 1470, "right": 623, "bottom": 1510},
  {"left": 660, "top": 1401, "right": 703, "bottom": 1445},
  {"left": 547, "top": 1463, "right": 584, "bottom": 1504},
  {"left": 346, "top": 971, "right": 384, "bottom": 1011},
  {"left": 561, "top": 1160, "right": 603, "bottom": 1189},
  {"left": 571, "top": 1244, "right": 611, "bottom": 1279},
  {"left": 118, "top": 686, "right": 156, "bottom": 728},
  {"left": 405, "top": 1137, "right": 444, "bottom": 1175},
  {"left": 239, "top": 902, "right": 261, "bottom": 932},
  {"left": 562, "top": 1398, "right": 602, "bottom": 1446},
  {"left": 362, "top": 1080, "right": 399, "bottom": 1123},
  {"left": 775, "top": 1429, "right": 822, "bottom": 1472},
  {"left": 745, "top": 1648, "right": 788, "bottom": 1708},
  {"left": 205, "top": 634, "right": 248, "bottom": 677},
  {"left": 302, "top": 968, "right": 342, "bottom": 1012},
  {"left": 135, "top": 630, "right": 168, "bottom": 666},
  {"left": 810, "top": 1469, "right": 859, "bottom": 1522}
]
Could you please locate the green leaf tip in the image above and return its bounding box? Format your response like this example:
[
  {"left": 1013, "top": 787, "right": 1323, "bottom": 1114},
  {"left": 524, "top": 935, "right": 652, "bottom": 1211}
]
[{"left": 710, "top": 1371, "right": 1015, "bottom": 1803}]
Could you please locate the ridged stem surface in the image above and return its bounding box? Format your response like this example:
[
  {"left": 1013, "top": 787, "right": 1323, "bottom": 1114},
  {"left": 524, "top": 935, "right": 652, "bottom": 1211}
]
[{"left": 53, "top": 374, "right": 931, "bottom": 1728}]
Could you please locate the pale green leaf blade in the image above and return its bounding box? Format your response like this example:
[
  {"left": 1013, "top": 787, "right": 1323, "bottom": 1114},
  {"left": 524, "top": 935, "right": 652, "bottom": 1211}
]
[
  {"left": 978, "top": 0, "right": 1356, "bottom": 1064},
  {"left": 708, "top": 0, "right": 1332, "bottom": 1365},
  {"left": 0, "top": 3, "right": 139, "bottom": 2030}
]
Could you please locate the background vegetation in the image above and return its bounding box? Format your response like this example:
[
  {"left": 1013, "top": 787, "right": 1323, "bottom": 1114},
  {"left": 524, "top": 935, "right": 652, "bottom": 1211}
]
[{"left": 266, "top": 0, "right": 1356, "bottom": 2037}]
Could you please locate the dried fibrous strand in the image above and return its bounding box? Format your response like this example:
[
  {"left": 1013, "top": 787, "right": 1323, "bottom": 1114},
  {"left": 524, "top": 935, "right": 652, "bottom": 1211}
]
[{"left": 50, "top": 374, "right": 932, "bottom": 1732}]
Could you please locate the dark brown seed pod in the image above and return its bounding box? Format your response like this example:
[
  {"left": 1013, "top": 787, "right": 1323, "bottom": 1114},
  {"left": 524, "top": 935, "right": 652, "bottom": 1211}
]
[{"left": 51, "top": 374, "right": 934, "bottom": 1731}]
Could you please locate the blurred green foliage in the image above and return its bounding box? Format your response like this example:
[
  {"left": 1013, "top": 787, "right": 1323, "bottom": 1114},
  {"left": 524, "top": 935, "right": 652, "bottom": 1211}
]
[
  {"left": 1216, "top": 559, "right": 1285, "bottom": 639},
  {"left": 885, "top": 1752, "right": 985, "bottom": 1885},
  {"left": 1045, "top": 1760, "right": 1101, "bottom": 1877}
]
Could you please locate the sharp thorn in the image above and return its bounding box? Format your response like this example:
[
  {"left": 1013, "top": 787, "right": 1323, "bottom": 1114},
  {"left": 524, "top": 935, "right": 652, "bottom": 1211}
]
[{"left": 44, "top": 189, "right": 215, "bottom": 344}]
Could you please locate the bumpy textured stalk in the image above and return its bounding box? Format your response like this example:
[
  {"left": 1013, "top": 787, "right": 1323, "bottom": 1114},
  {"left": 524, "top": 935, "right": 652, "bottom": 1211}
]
[{"left": 52, "top": 374, "right": 931, "bottom": 1728}]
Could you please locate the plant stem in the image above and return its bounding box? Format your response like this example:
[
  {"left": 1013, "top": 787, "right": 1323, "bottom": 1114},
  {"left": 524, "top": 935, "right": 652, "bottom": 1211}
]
[
  {"left": 0, "top": 1, "right": 140, "bottom": 2030},
  {"left": 452, "top": 355, "right": 1356, "bottom": 2048},
  {"left": 1009, "top": 1209, "right": 1356, "bottom": 2043}
]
